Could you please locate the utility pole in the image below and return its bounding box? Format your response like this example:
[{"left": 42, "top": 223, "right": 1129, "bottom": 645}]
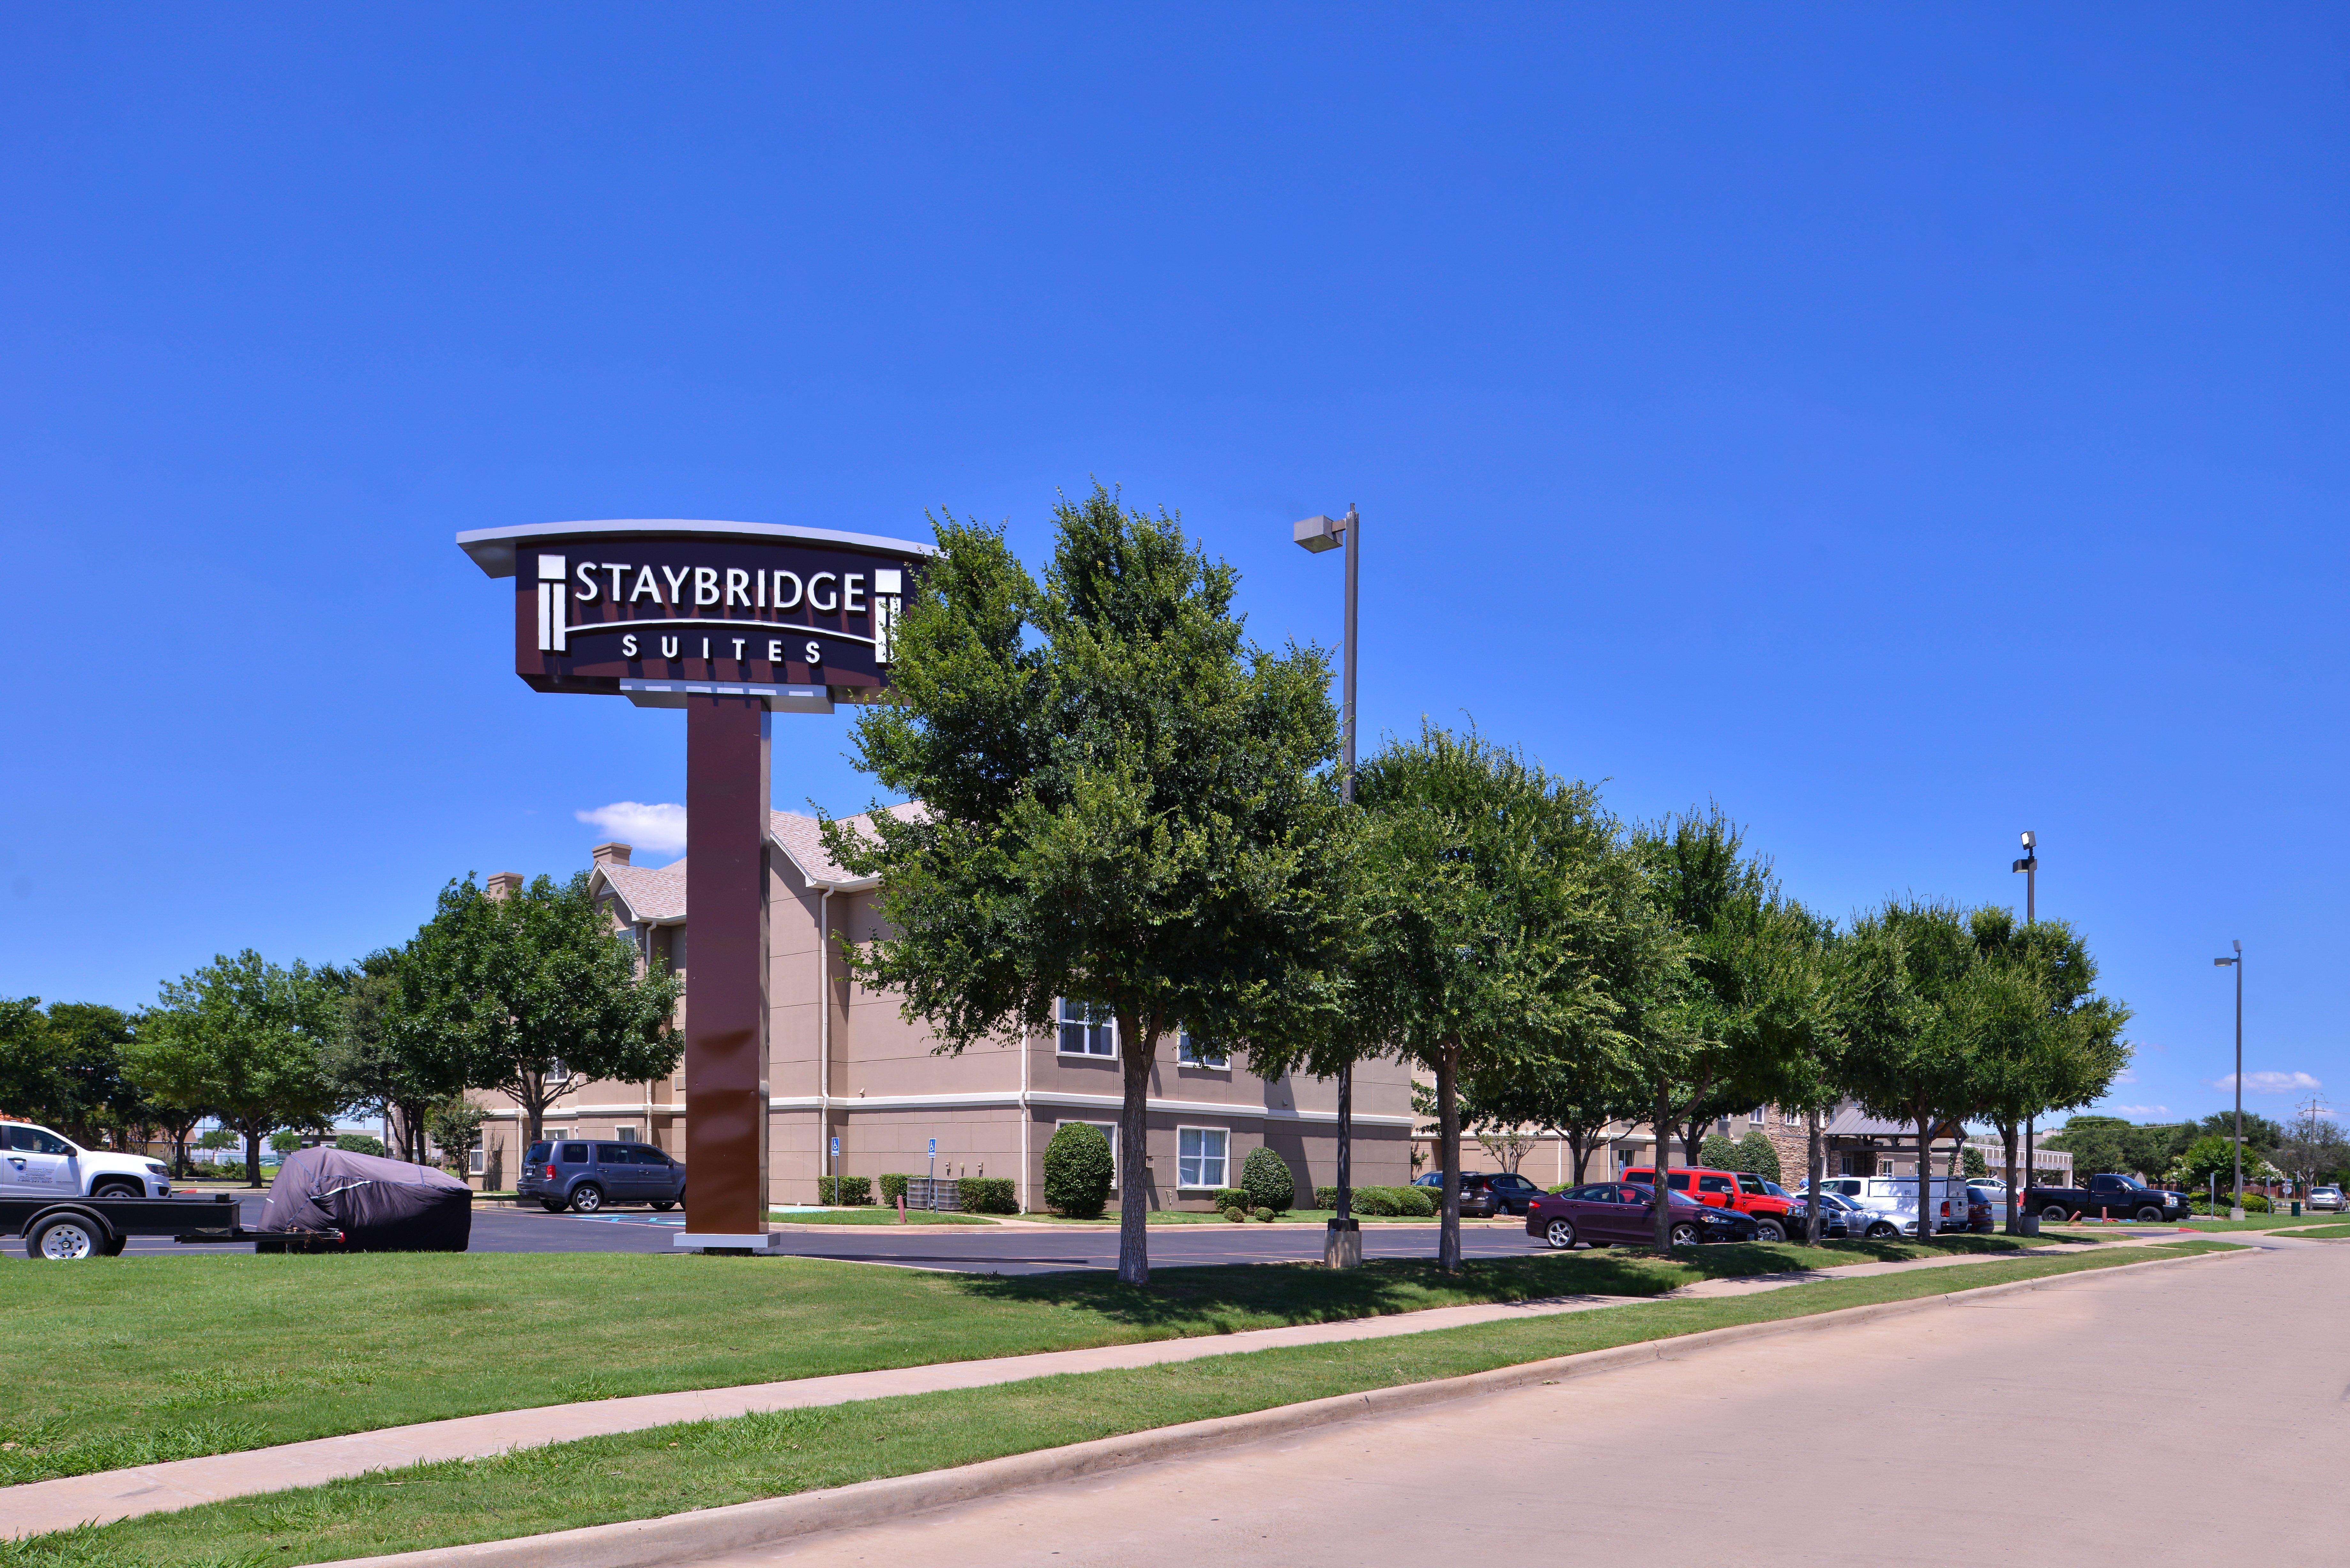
[{"left": 2215, "top": 941, "right": 2243, "bottom": 1219}]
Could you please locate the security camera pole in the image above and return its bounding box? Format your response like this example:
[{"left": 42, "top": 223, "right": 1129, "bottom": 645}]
[
  {"left": 2215, "top": 940, "right": 2243, "bottom": 1219},
  {"left": 1294, "top": 504, "right": 1360, "bottom": 1269}
]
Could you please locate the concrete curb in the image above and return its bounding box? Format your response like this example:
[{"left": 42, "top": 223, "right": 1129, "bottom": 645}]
[{"left": 324, "top": 1245, "right": 2244, "bottom": 1568}]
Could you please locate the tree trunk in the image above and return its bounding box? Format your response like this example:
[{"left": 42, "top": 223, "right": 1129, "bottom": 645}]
[
  {"left": 1117, "top": 1013, "right": 1154, "bottom": 1286},
  {"left": 1916, "top": 1105, "right": 1934, "bottom": 1242},
  {"left": 2000, "top": 1122, "right": 2019, "bottom": 1232},
  {"left": 1651, "top": 1086, "right": 1674, "bottom": 1250},
  {"left": 1436, "top": 1043, "right": 1462, "bottom": 1274},
  {"left": 243, "top": 1126, "right": 262, "bottom": 1187},
  {"left": 1805, "top": 1107, "right": 1823, "bottom": 1245},
  {"left": 1564, "top": 1125, "right": 1589, "bottom": 1189}
]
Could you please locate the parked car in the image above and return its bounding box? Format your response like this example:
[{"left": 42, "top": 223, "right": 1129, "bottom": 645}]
[
  {"left": 1409, "top": 1171, "right": 1533, "bottom": 1218},
  {"left": 1, "top": 1119, "right": 172, "bottom": 1200},
  {"left": 1527, "top": 1181, "right": 1762, "bottom": 1249},
  {"left": 518, "top": 1139, "right": 686, "bottom": 1213},
  {"left": 1783, "top": 1190, "right": 1865, "bottom": 1239},
  {"left": 1965, "top": 1186, "right": 1996, "bottom": 1233},
  {"left": 1620, "top": 1166, "right": 1797, "bottom": 1241},
  {"left": 2307, "top": 1185, "right": 2345, "bottom": 1212},
  {"left": 2023, "top": 1172, "right": 2190, "bottom": 1224}
]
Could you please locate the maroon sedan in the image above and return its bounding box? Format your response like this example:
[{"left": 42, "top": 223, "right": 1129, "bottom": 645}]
[{"left": 1526, "top": 1181, "right": 1761, "bottom": 1248}]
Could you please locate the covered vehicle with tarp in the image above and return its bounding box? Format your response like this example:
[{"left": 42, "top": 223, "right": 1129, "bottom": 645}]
[{"left": 257, "top": 1146, "right": 473, "bottom": 1252}]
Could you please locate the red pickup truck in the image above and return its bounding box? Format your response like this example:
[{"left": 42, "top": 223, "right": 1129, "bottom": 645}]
[{"left": 1621, "top": 1166, "right": 1795, "bottom": 1241}]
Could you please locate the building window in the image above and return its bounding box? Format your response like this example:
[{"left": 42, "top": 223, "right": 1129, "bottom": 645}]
[
  {"left": 1177, "top": 1127, "right": 1229, "bottom": 1189},
  {"left": 1057, "top": 999, "right": 1116, "bottom": 1058},
  {"left": 1176, "top": 1029, "right": 1228, "bottom": 1069},
  {"left": 1749, "top": 1107, "right": 1765, "bottom": 1126},
  {"left": 546, "top": 1059, "right": 572, "bottom": 1085},
  {"left": 1056, "top": 1120, "right": 1119, "bottom": 1188},
  {"left": 1783, "top": 1107, "right": 1801, "bottom": 1127},
  {"left": 615, "top": 1126, "right": 639, "bottom": 1143},
  {"left": 468, "top": 1136, "right": 485, "bottom": 1175}
]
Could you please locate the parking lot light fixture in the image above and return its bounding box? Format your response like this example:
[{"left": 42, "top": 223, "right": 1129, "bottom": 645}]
[
  {"left": 2215, "top": 941, "right": 2243, "bottom": 1219},
  {"left": 1293, "top": 504, "right": 1360, "bottom": 1266}
]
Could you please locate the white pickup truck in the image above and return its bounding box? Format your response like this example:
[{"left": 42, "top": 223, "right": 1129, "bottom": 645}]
[{"left": 2, "top": 1119, "right": 174, "bottom": 1199}]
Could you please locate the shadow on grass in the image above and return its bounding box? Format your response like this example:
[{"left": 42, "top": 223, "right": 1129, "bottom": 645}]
[{"left": 948, "top": 1252, "right": 1689, "bottom": 1328}]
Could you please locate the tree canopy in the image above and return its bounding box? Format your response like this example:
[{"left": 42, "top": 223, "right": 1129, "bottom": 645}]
[{"left": 828, "top": 486, "right": 1351, "bottom": 1285}]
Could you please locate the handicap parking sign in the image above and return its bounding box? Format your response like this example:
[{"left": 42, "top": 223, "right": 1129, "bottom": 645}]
[
  {"left": 929, "top": 1138, "right": 937, "bottom": 1157},
  {"left": 830, "top": 1135, "right": 840, "bottom": 1157}
]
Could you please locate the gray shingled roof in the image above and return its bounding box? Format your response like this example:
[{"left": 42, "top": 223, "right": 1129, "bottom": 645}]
[{"left": 592, "top": 804, "right": 922, "bottom": 923}]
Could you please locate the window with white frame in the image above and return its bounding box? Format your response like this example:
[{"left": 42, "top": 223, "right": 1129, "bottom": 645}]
[
  {"left": 468, "top": 1135, "right": 485, "bottom": 1175},
  {"left": 1177, "top": 1127, "right": 1229, "bottom": 1189},
  {"left": 1783, "top": 1107, "right": 1801, "bottom": 1127},
  {"left": 615, "top": 1126, "right": 639, "bottom": 1143},
  {"left": 1054, "top": 1120, "right": 1119, "bottom": 1187},
  {"left": 1176, "top": 1028, "right": 1228, "bottom": 1069},
  {"left": 1749, "top": 1107, "right": 1765, "bottom": 1126},
  {"left": 545, "top": 1059, "right": 572, "bottom": 1085},
  {"left": 1057, "top": 999, "right": 1116, "bottom": 1058}
]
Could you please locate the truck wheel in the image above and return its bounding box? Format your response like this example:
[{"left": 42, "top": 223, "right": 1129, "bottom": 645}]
[
  {"left": 2041, "top": 1203, "right": 2069, "bottom": 1222},
  {"left": 2135, "top": 1205, "right": 2164, "bottom": 1224},
  {"left": 90, "top": 1179, "right": 142, "bottom": 1199},
  {"left": 29, "top": 1215, "right": 103, "bottom": 1260},
  {"left": 1755, "top": 1218, "right": 1787, "bottom": 1243},
  {"left": 570, "top": 1184, "right": 605, "bottom": 1214},
  {"left": 540, "top": 1200, "right": 567, "bottom": 1213},
  {"left": 650, "top": 1200, "right": 676, "bottom": 1212}
]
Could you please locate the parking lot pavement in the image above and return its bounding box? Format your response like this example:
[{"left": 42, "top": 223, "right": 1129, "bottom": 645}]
[
  {"left": 47, "top": 1198, "right": 1550, "bottom": 1272},
  {"left": 713, "top": 1242, "right": 2324, "bottom": 1567}
]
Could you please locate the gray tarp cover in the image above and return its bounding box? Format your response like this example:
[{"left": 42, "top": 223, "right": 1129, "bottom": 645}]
[{"left": 259, "top": 1146, "right": 473, "bottom": 1251}]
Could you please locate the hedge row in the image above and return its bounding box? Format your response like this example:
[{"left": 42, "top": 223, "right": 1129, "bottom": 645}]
[
  {"left": 1309, "top": 1184, "right": 1439, "bottom": 1217},
  {"left": 960, "top": 1177, "right": 1018, "bottom": 1214},
  {"left": 816, "top": 1175, "right": 873, "bottom": 1205},
  {"left": 879, "top": 1172, "right": 909, "bottom": 1203}
]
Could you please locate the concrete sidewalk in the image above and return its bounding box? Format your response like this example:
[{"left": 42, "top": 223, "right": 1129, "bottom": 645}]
[{"left": 0, "top": 1234, "right": 2180, "bottom": 1540}]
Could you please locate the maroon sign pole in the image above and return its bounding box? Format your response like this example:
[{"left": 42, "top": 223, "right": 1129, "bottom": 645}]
[
  {"left": 459, "top": 519, "right": 926, "bottom": 1259},
  {"left": 680, "top": 693, "right": 772, "bottom": 1248}
]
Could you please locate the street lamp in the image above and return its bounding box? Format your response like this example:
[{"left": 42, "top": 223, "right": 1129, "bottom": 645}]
[
  {"left": 2215, "top": 940, "right": 2243, "bottom": 1220},
  {"left": 2012, "top": 831, "right": 2039, "bottom": 1231},
  {"left": 1295, "top": 504, "right": 1360, "bottom": 1269}
]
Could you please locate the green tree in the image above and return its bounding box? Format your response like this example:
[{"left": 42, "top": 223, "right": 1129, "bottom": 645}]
[
  {"left": 826, "top": 488, "right": 1350, "bottom": 1285},
  {"left": 2275, "top": 1106, "right": 2349, "bottom": 1195},
  {"left": 1963, "top": 1145, "right": 1988, "bottom": 1179},
  {"left": 0, "top": 996, "right": 52, "bottom": 1118},
  {"left": 335, "top": 1133, "right": 387, "bottom": 1157},
  {"left": 2195, "top": 1109, "right": 2283, "bottom": 1158},
  {"left": 327, "top": 947, "right": 468, "bottom": 1165},
  {"left": 1632, "top": 811, "right": 1833, "bottom": 1249},
  {"left": 1732, "top": 1129, "right": 1782, "bottom": 1183},
  {"left": 127, "top": 951, "right": 345, "bottom": 1186},
  {"left": 426, "top": 1095, "right": 486, "bottom": 1176},
  {"left": 397, "top": 873, "right": 682, "bottom": 1143},
  {"left": 269, "top": 1130, "right": 303, "bottom": 1155},
  {"left": 1352, "top": 724, "right": 1635, "bottom": 1271},
  {"left": 1042, "top": 1122, "right": 1114, "bottom": 1218}
]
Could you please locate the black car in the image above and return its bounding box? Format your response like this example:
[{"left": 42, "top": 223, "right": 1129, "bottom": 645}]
[
  {"left": 1412, "top": 1171, "right": 1543, "bottom": 1218},
  {"left": 518, "top": 1139, "right": 687, "bottom": 1213}
]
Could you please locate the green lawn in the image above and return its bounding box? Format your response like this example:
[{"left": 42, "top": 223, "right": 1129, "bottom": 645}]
[
  {"left": 0, "top": 1233, "right": 2053, "bottom": 1488},
  {"left": 1, "top": 1241, "right": 2232, "bottom": 1568}
]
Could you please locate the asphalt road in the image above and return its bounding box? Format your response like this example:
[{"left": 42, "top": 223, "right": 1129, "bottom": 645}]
[
  {"left": 709, "top": 1233, "right": 2340, "bottom": 1567},
  {"left": 57, "top": 1195, "right": 1550, "bottom": 1273}
]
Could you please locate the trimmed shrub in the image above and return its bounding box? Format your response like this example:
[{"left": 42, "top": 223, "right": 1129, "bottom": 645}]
[
  {"left": 1733, "top": 1130, "right": 1782, "bottom": 1184},
  {"left": 1395, "top": 1185, "right": 1436, "bottom": 1218},
  {"left": 335, "top": 1134, "right": 387, "bottom": 1157},
  {"left": 1239, "top": 1147, "right": 1296, "bottom": 1214},
  {"left": 817, "top": 1175, "right": 873, "bottom": 1205},
  {"left": 1210, "top": 1187, "right": 1250, "bottom": 1213},
  {"left": 1698, "top": 1133, "right": 1740, "bottom": 1170},
  {"left": 961, "top": 1177, "right": 1017, "bottom": 1214},
  {"left": 1353, "top": 1187, "right": 1397, "bottom": 1217},
  {"left": 1224, "top": 1206, "right": 1245, "bottom": 1222},
  {"left": 1315, "top": 1185, "right": 1338, "bottom": 1210},
  {"left": 879, "top": 1173, "right": 910, "bottom": 1204},
  {"left": 1043, "top": 1122, "right": 1114, "bottom": 1219},
  {"left": 1252, "top": 1207, "right": 1274, "bottom": 1221},
  {"left": 2242, "top": 1193, "right": 2272, "bottom": 1214}
]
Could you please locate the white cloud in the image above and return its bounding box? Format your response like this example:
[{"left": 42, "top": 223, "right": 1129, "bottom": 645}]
[
  {"left": 2113, "top": 1069, "right": 2138, "bottom": 1085},
  {"left": 576, "top": 801, "right": 687, "bottom": 855},
  {"left": 2206, "top": 1070, "right": 2322, "bottom": 1095},
  {"left": 2103, "top": 1104, "right": 2170, "bottom": 1118}
]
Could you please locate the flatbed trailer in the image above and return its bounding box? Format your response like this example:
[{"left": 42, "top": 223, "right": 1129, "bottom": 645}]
[{"left": 0, "top": 1193, "right": 336, "bottom": 1260}]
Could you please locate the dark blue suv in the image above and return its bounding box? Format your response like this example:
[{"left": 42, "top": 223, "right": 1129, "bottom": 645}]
[{"left": 519, "top": 1140, "right": 686, "bottom": 1213}]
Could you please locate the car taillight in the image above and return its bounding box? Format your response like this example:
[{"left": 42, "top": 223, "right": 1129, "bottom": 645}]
[{"left": 545, "top": 1164, "right": 557, "bottom": 1180}]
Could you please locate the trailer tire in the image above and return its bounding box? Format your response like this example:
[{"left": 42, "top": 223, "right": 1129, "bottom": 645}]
[
  {"left": 100, "top": 1234, "right": 127, "bottom": 1256},
  {"left": 29, "top": 1213, "right": 107, "bottom": 1260}
]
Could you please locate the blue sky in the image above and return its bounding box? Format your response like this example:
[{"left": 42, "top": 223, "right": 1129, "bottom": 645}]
[{"left": 3, "top": 7, "right": 2342, "bottom": 1129}]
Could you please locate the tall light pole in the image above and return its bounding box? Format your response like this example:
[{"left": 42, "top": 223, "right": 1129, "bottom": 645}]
[
  {"left": 2012, "top": 831, "right": 2038, "bottom": 1229},
  {"left": 1295, "top": 505, "right": 1359, "bottom": 1269},
  {"left": 2215, "top": 940, "right": 2243, "bottom": 1220}
]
